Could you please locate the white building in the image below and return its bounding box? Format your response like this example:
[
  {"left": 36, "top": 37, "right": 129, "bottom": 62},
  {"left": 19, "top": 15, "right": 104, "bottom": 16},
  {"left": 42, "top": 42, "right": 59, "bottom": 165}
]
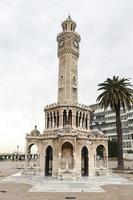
[{"left": 90, "top": 103, "right": 133, "bottom": 154}]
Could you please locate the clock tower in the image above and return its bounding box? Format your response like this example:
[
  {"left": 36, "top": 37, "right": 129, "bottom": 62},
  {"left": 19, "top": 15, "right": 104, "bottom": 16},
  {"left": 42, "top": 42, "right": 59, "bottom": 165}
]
[
  {"left": 57, "top": 15, "right": 81, "bottom": 104},
  {"left": 25, "top": 16, "right": 108, "bottom": 179}
]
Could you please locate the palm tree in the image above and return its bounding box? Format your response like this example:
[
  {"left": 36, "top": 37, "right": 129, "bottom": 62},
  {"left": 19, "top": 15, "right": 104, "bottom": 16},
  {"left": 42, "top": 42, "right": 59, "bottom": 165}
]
[{"left": 97, "top": 76, "right": 133, "bottom": 169}]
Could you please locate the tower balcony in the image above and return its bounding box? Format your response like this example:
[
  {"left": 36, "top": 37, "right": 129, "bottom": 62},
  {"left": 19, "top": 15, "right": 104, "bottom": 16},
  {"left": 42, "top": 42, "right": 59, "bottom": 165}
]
[{"left": 44, "top": 102, "right": 92, "bottom": 133}]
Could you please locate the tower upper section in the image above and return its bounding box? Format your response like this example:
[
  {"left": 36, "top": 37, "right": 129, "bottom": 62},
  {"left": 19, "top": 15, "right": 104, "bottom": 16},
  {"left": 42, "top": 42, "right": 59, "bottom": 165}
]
[{"left": 57, "top": 16, "right": 81, "bottom": 104}]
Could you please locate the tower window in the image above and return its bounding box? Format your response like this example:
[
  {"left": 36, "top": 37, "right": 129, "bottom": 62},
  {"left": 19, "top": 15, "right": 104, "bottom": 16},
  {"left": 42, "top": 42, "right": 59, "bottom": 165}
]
[{"left": 60, "top": 76, "right": 63, "bottom": 87}]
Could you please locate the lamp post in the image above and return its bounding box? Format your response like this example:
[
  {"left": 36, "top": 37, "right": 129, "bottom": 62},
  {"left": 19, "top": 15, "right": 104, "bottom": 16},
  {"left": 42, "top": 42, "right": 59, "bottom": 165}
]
[{"left": 17, "top": 145, "right": 19, "bottom": 154}]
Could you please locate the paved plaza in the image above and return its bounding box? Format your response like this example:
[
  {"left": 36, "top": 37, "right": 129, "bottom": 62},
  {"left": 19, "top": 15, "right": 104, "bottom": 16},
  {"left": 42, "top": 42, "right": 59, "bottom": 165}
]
[{"left": 0, "top": 161, "right": 133, "bottom": 200}]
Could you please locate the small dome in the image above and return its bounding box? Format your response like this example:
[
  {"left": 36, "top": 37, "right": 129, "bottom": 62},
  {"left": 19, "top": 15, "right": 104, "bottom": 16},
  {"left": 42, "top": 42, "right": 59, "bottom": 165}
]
[{"left": 30, "top": 126, "right": 40, "bottom": 136}]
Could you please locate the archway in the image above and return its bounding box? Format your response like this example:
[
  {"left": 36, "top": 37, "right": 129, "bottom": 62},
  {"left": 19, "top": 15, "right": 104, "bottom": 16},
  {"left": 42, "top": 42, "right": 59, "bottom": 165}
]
[
  {"left": 96, "top": 144, "right": 106, "bottom": 168},
  {"left": 81, "top": 146, "right": 88, "bottom": 176},
  {"left": 61, "top": 142, "right": 73, "bottom": 170},
  {"left": 27, "top": 143, "right": 38, "bottom": 166},
  {"left": 45, "top": 146, "right": 53, "bottom": 176}
]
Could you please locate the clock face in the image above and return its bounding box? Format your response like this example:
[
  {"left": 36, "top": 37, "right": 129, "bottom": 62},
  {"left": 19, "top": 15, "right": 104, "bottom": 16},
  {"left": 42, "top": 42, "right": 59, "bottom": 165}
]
[
  {"left": 73, "top": 40, "right": 78, "bottom": 48},
  {"left": 59, "top": 40, "right": 64, "bottom": 47}
]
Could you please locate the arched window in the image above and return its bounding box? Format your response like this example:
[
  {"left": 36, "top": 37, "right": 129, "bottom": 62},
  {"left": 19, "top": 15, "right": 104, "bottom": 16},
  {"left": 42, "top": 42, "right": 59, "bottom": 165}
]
[
  {"left": 86, "top": 114, "right": 88, "bottom": 129},
  {"left": 68, "top": 110, "right": 72, "bottom": 125},
  {"left": 54, "top": 112, "right": 56, "bottom": 128},
  {"left": 57, "top": 111, "right": 59, "bottom": 127},
  {"left": 76, "top": 111, "right": 78, "bottom": 127},
  {"left": 82, "top": 113, "right": 85, "bottom": 128},
  {"left": 63, "top": 110, "right": 67, "bottom": 126}
]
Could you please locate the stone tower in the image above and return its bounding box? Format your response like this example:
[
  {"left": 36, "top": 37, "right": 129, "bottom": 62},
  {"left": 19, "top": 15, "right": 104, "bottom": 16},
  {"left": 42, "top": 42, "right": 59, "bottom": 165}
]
[
  {"left": 57, "top": 15, "right": 80, "bottom": 104},
  {"left": 25, "top": 16, "right": 108, "bottom": 179}
]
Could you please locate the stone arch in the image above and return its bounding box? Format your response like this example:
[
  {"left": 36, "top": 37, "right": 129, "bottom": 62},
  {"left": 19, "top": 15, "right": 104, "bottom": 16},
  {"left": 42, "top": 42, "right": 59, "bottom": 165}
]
[
  {"left": 96, "top": 144, "right": 107, "bottom": 168},
  {"left": 61, "top": 140, "right": 74, "bottom": 149},
  {"left": 27, "top": 143, "right": 38, "bottom": 166},
  {"left": 96, "top": 143, "right": 107, "bottom": 154},
  {"left": 45, "top": 145, "right": 53, "bottom": 176},
  {"left": 61, "top": 141, "right": 74, "bottom": 170},
  {"left": 28, "top": 143, "right": 38, "bottom": 154},
  {"left": 81, "top": 146, "right": 89, "bottom": 176}
]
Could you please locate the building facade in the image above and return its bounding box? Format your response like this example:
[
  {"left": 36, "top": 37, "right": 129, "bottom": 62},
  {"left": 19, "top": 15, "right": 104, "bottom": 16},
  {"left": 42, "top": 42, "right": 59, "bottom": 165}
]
[
  {"left": 25, "top": 16, "right": 108, "bottom": 179},
  {"left": 90, "top": 103, "right": 133, "bottom": 154}
]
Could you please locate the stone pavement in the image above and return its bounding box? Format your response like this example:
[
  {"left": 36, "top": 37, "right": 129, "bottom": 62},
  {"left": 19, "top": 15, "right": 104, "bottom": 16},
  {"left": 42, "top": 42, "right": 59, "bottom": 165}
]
[
  {"left": 0, "top": 161, "right": 133, "bottom": 200},
  {"left": 1, "top": 172, "right": 133, "bottom": 193}
]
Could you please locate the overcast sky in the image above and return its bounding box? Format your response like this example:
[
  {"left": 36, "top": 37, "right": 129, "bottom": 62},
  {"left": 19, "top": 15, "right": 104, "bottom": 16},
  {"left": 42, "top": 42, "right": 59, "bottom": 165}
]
[{"left": 0, "top": 0, "right": 133, "bottom": 153}]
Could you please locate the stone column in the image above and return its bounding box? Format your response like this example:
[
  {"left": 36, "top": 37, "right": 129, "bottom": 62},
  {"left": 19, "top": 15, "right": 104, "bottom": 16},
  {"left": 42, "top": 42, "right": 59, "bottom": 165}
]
[
  {"left": 74, "top": 152, "right": 81, "bottom": 178},
  {"left": 83, "top": 115, "right": 86, "bottom": 129},
  {"left": 52, "top": 112, "right": 54, "bottom": 128},
  {"left": 57, "top": 152, "right": 62, "bottom": 179},
  {"left": 58, "top": 152, "right": 62, "bottom": 169},
  {"left": 39, "top": 153, "right": 45, "bottom": 176},
  {"left": 72, "top": 152, "right": 76, "bottom": 169},
  {"left": 59, "top": 110, "right": 63, "bottom": 128},
  {"left": 25, "top": 142, "right": 30, "bottom": 167},
  {"left": 45, "top": 116, "right": 47, "bottom": 129},
  {"left": 52, "top": 153, "right": 58, "bottom": 177},
  {"left": 87, "top": 114, "right": 90, "bottom": 130},
  {"left": 78, "top": 113, "right": 80, "bottom": 128},
  {"left": 89, "top": 144, "right": 95, "bottom": 176},
  {"left": 54, "top": 112, "right": 56, "bottom": 128},
  {"left": 72, "top": 110, "right": 76, "bottom": 128}
]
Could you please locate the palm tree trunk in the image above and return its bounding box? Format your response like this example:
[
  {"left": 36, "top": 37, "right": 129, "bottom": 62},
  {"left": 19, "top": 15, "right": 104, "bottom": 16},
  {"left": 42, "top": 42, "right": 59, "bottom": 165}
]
[{"left": 115, "top": 106, "right": 124, "bottom": 170}]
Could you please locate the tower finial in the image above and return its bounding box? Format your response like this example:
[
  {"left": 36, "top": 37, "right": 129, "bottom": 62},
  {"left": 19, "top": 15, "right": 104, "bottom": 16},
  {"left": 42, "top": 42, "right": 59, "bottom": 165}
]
[
  {"left": 35, "top": 125, "right": 37, "bottom": 129},
  {"left": 68, "top": 11, "right": 71, "bottom": 19}
]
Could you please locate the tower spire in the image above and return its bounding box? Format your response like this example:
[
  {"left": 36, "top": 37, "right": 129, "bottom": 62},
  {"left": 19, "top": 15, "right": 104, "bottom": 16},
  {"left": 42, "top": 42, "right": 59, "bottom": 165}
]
[{"left": 68, "top": 11, "right": 71, "bottom": 19}]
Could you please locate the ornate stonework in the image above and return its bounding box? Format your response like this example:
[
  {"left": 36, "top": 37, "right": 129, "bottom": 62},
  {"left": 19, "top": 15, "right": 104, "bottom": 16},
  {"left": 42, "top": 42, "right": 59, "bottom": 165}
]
[{"left": 25, "top": 16, "right": 108, "bottom": 179}]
